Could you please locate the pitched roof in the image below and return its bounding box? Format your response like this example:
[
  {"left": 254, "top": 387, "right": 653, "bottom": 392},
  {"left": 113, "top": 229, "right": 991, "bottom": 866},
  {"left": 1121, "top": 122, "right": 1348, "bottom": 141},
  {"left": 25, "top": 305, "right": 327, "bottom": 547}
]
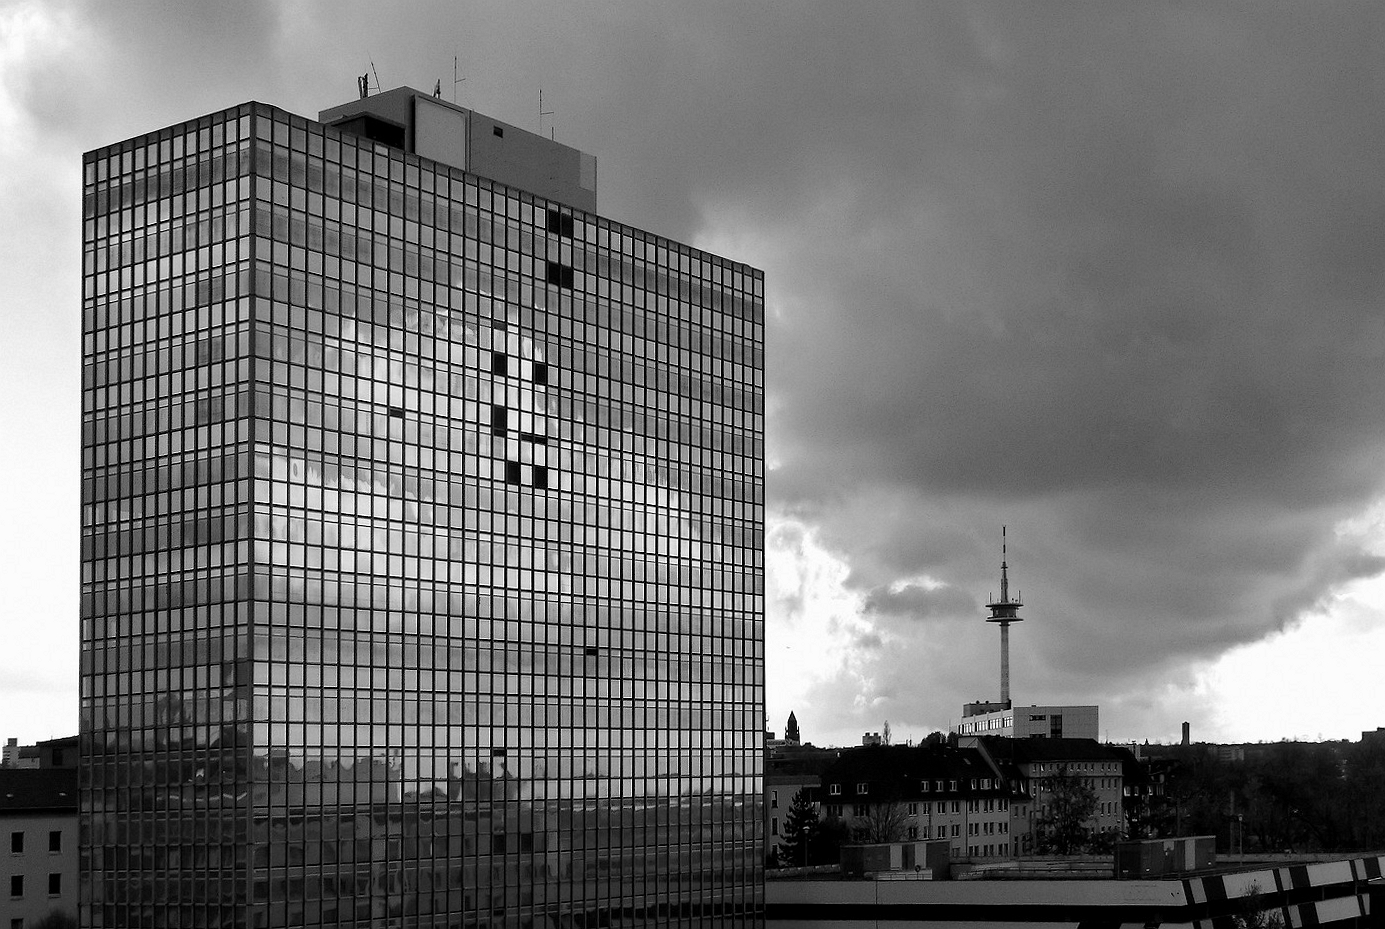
[
  {"left": 0, "top": 768, "right": 79, "bottom": 814},
  {"left": 817, "top": 744, "right": 1017, "bottom": 801},
  {"left": 979, "top": 736, "right": 1124, "bottom": 764}
]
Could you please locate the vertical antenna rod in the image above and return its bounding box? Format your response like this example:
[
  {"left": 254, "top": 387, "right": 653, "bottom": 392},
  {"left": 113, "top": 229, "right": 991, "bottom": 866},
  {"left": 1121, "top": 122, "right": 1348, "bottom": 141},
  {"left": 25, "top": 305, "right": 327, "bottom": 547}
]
[{"left": 540, "top": 88, "right": 555, "bottom": 140}]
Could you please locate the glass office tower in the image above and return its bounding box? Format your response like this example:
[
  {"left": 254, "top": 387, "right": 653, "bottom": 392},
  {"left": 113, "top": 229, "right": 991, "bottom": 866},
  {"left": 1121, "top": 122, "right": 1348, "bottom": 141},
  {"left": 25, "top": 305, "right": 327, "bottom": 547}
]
[{"left": 81, "top": 92, "right": 765, "bottom": 928}]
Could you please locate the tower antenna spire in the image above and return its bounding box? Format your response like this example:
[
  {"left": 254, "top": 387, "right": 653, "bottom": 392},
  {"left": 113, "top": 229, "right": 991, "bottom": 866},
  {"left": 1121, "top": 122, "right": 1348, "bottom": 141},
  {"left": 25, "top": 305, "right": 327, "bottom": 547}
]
[{"left": 986, "top": 526, "right": 1024, "bottom": 707}]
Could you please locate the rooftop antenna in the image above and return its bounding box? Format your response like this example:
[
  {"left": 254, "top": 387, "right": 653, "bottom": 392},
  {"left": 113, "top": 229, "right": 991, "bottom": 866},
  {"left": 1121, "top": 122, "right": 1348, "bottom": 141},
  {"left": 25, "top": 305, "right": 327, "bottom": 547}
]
[
  {"left": 369, "top": 57, "right": 382, "bottom": 94},
  {"left": 453, "top": 53, "right": 467, "bottom": 104},
  {"left": 985, "top": 526, "right": 1024, "bottom": 708},
  {"left": 539, "top": 88, "right": 555, "bottom": 140}
]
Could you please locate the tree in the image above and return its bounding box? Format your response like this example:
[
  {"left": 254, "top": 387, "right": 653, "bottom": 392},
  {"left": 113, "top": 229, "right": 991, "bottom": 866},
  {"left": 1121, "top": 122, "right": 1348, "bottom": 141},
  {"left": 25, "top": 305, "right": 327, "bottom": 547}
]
[
  {"left": 810, "top": 813, "right": 850, "bottom": 865},
  {"left": 1232, "top": 883, "right": 1284, "bottom": 929},
  {"left": 1036, "top": 764, "right": 1098, "bottom": 854},
  {"left": 778, "top": 788, "right": 819, "bottom": 867},
  {"left": 851, "top": 799, "right": 910, "bottom": 844}
]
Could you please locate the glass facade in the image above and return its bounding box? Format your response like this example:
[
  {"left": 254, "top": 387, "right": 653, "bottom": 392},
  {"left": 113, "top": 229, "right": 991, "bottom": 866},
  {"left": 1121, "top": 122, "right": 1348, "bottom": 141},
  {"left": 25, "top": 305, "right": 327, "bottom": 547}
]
[{"left": 81, "top": 101, "right": 765, "bottom": 928}]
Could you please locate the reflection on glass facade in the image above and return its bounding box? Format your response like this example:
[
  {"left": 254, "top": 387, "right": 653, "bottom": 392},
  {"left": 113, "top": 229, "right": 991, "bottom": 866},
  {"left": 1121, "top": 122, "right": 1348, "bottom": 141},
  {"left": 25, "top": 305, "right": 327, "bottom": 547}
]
[{"left": 81, "top": 99, "right": 765, "bottom": 928}]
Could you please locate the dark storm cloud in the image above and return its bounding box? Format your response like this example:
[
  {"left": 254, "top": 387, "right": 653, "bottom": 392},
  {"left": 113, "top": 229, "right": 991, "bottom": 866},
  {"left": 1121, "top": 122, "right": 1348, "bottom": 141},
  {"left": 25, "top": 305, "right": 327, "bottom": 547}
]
[{"left": 35, "top": 1, "right": 1385, "bottom": 740}]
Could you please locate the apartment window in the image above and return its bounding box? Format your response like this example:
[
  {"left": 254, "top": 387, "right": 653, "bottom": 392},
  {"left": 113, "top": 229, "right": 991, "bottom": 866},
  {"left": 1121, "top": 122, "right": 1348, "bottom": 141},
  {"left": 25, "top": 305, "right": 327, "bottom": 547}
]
[
  {"left": 853, "top": 804, "right": 868, "bottom": 817},
  {"left": 829, "top": 784, "right": 841, "bottom": 796},
  {"left": 907, "top": 826, "right": 918, "bottom": 840},
  {"left": 9, "top": 875, "right": 20, "bottom": 898},
  {"left": 770, "top": 790, "right": 778, "bottom": 809},
  {"left": 856, "top": 782, "right": 868, "bottom": 794},
  {"left": 12, "top": 916, "right": 24, "bottom": 929},
  {"left": 950, "top": 824, "right": 959, "bottom": 837},
  {"left": 770, "top": 818, "right": 778, "bottom": 836},
  {"left": 949, "top": 780, "right": 957, "bottom": 792},
  {"left": 920, "top": 781, "right": 929, "bottom": 793},
  {"left": 47, "top": 873, "right": 60, "bottom": 896},
  {"left": 48, "top": 831, "right": 60, "bottom": 853},
  {"left": 9, "top": 832, "right": 21, "bottom": 854},
  {"left": 936, "top": 825, "right": 945, "bottom": 839},
  {"left": 907, "top": 803, "right": 917, "bottom": 815}
]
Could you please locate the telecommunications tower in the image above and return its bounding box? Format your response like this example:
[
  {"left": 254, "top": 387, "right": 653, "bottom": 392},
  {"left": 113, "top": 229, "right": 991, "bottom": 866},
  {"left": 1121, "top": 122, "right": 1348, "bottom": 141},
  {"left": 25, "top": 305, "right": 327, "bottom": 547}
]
[{"left": 985, "top": 527, "right": 1023, "bottom": 706}]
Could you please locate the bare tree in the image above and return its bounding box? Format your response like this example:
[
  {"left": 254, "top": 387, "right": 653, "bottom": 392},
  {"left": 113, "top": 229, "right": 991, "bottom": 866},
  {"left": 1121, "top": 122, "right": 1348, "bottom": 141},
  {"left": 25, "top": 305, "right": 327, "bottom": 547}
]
[
  {"left": 1036, "top": 764, "right": 1098, "bottom": 854},
  {"left": 1233, "top": 883, "right": 1284, "bottom": 929},
  {"left": 851, "top": 799, "right": 911, "bottom": 844}
]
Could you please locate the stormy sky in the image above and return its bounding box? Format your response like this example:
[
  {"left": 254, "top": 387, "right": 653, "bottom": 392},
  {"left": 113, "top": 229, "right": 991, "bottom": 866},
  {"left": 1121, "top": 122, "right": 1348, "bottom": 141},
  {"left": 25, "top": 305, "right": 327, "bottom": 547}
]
[{"left": 4, "top": 1, "right": 1385, "bottom": 746}]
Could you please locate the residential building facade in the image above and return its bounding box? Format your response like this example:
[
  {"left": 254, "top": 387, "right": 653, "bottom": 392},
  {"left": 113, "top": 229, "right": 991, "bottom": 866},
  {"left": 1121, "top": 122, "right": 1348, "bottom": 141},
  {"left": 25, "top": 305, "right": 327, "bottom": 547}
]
[
  {"left": 967, "top": 736, "right": 1126, "bottom": 849},
  {"left": 2, "top": 767, "right": 79, "bottom": 928},
  {"left": 81, "top": 88, "right": 765, "bottom": 927},
  {"left": 815, "top": 745, "right": 1031, "bottom": 861}
]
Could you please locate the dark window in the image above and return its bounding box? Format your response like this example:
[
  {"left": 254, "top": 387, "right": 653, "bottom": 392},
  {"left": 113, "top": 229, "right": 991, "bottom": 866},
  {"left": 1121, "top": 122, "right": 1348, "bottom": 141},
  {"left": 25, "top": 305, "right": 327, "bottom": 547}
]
[
  {"left": 492, "top": 125, "right": 504, "bottom": 138},
  {"left": 50, "top": 749, "right": 63, "bottom": 766},
  {"left": 532, "top": 466, "right": 548, "bottom": 490},
  {"left": 48, "top": 831, "right": 60, "bottom": 853},
  {"left": 491, "top": 405, "right": 507, "bottom": 437},
  {"left": 532, "top": 362, "right": 548, "bottom": 385},
  {"left": 545, "top": 261, "right": 574, "bottom": 288},
  {"left": 9, "top": 875, "right": 20, "bottom": 898},
  {"left": 546, "top": 209, "right": 574, "bottom": 237},
  {"left": 9, "top": 832, "right": 21, "bottom": 854},
  {"left": 47, "top": 873, "right": 59, "bottom": 895},
  {"left": 584, "top": 646, "right": 598, "bottom": 657},
  {"left": 504, "top": 461, "right": 521, "bottom": 485},
  {"left": 492, "top": 352, "right": 508, "bottom": 376},
  {"left": 387, "top": 406, "right": 404, "bottom": 419}
]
